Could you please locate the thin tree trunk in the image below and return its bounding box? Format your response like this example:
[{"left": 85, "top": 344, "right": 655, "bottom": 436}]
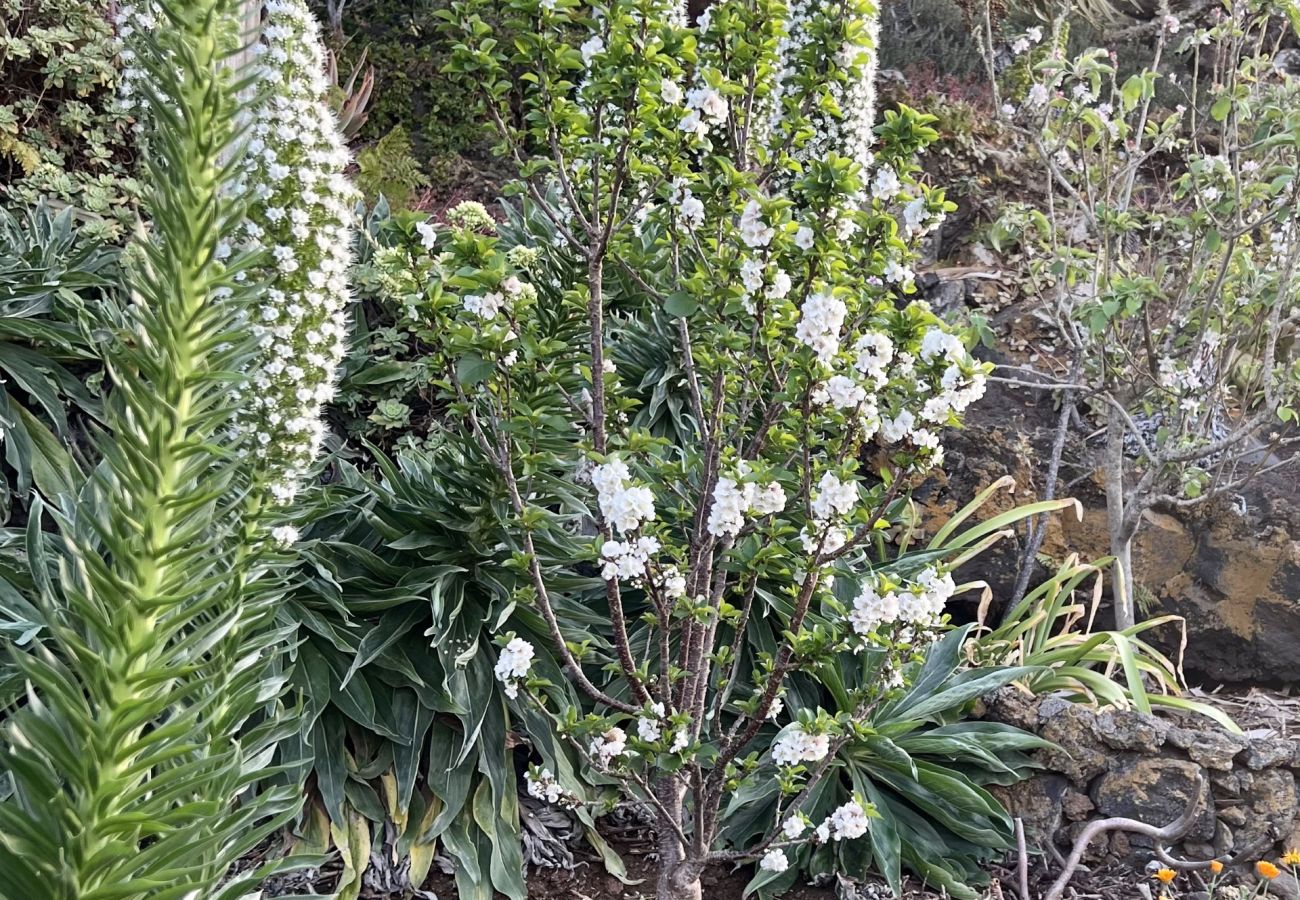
[
  {"left": 654, "top": 777, "right": 703, "bottom": 900},
  {"left": 1104, "top": 405, "right": 1135, "bottom": 630},
  {"left": 1007, "top": 383, "right": 1076, "bottom": 610}
]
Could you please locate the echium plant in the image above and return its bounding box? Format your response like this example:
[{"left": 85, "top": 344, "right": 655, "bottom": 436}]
[
  {"left": 228, "top": 0, "right": 357, "bottom": 504},
  {"left": 993, "top": 1, "right": 1300, "bottom": 627},
  {"left": 0, "top": 0, "right": 314, "bottom": 896},
  {"left": 369, "top": 1, "right": 1004, "bottom": 897},
  {"left": 116, "top": 0, "right": 357, "bottom": 505}
]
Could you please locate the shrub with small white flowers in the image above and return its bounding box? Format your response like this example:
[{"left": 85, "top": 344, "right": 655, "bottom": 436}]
[
  {"left": 374, "top": 0, "right": 1015, "bottom": 897},
  {"left": 991, "top": 1, "right": 1300, "bottom": 628}
]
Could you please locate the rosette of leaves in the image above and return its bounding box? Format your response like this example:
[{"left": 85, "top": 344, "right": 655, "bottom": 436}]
[
  {"left": 282, "top": 437, "right": 628, "bottom": 900},
  {"left": 722, "top": 625, "right": 1049, "bottom": 899},
  {"left": 0, "top": 202, "right": 119, "bottom": 522}
]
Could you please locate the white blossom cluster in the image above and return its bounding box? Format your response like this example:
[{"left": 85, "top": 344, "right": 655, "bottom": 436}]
[
  {"left": 767, "top": 0, "right": 881, "bottom": 173},
  {"left": 800, "top": 471, "right": 859, "bottom": 554},
  {"left": 816, "top": 800, "right": 871, "bottom": 841},
  {"left": 794, "top": 291, "right": 849, "bottom": 364},
  {"left": 706, "top": 466, "right": 787, "bottom": 538},
  {"left": 525, "top": 767, "right": 568, "bottom": 805},
  {"left": 771, "top": 723, "right": 831, "bottom": 767},
  {"left": 591, "top": 457, "right": 657, "bottom": 533},
  {"left": 801, "top": 313, "right": 987, "bottom": 467},
  {"left": 227, "top": 0, "right": 357, "bottom": 504},
  {"left": 759, "top": 848, "right": 789, "bottom": 872},
  {"left": 590, "top": 726, "right": 629, "bottom": 766},
  {"left": 848, "top": 566, "right": 956, "bottom": 639},
  {"left": 493, "top": 636, "right": 535, "bottom": 699},
  {"left": 599, "top": 535, "right": 687, "bottom": 599}
]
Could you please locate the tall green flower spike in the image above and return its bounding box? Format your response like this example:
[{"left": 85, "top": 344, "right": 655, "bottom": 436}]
[{"left": 0, "top": 2, "right": 304, "bottom": 898}]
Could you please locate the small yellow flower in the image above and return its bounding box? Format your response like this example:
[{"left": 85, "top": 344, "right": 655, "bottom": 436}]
[
  {"left": 1155, "top": 868, "right": 1177, "bottom": 884},
  {"left": 1283, "top": 849, "right": 1300, "bottom": 866},
  {"left": 1209, "top": 860, "right": 1224, "bottom": 874},
  {"left": 1257, "top": 860, "right": 1281, "bottom": 880}
]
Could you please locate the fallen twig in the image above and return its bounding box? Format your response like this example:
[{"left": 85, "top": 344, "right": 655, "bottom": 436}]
[{"left": 1043, "top": 775, "right": 1205, "bottom": 900}]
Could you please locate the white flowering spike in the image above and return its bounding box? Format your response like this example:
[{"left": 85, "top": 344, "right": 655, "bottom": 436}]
[
  {"left": 116, "top": 1, "right": 356, "bottom": 506},
  {"left": 227, "top": 0, "right": 357, "bottom": 504},
  {"left": 759, "top": 848, "right": 789, "bottom": 872},
  {"left": 767, "top": 0, "right": 881, "bottom": 173}
]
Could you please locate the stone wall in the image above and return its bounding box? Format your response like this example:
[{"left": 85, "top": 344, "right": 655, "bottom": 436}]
[{"left": 982, "top": 689, "right": 1300, "bottom": 871}]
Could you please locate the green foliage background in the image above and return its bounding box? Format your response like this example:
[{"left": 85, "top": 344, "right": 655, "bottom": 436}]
[{"left": 0, "top": 0, "right": 140, "bottom": 239}]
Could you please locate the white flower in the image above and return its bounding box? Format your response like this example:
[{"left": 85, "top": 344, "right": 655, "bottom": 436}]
[
  {"left": 782, "top": 816, "right": 806, "bottom": 840},
  {"left": 871, "top": 166, "right": 901, "bottom": 201},
  {"left": 526, "top": 768, "right": 564, "bottom": 804},
  {"left": 853, "top": 331, "right": 894, "bottom": 386},
  {"left": 687, "top": 86, "right": 729, "bottom": 123},
  {"left": 759, "top": 849, "right": 789, "bottom": 873},
  {"left": 415, "top": 220, "right": 438, "bottom": 250},
  {"left": 824, "top": 801, "right": 870, "bottom": 840},
  {"left": 494, "top": 637, "right": 535, "bottom": 698},
  {"left": 270, "top": 524, "right": 299, "bottom": 547},
  {"left": 879, "top": 409, "right": 915, "bottom": 444},
  {"left": 848, "top": 581, "right": 900, "bottom": 636},
  {"left": 706, "top": 477, "right": 750, "bottom": 538},
  {"left": 590, "top": 727, "right": 628, "bottom": 766},
  {"left": 662, "top": 567, "right": 687, "bottom": 598},
  {"left": 810, "top": 472, "right": 858, "bottom": 523},
  {"left": 815, "top": 374, "right": 867, "bottom": 410},
  {"left": 750, "top": 481, "right": 786, "bottom": 516},
  {"left": 767, "top": 270, "right": 792, "bottom": 299},
  {"left": 706, "top": 474, "right": 787, "bottom": 537},
  {"left": 794, "top": 225, "right": 815, "bottom": 250},
  {"left": 1026, "top": 83, "right": 1050, "bottom": 108},
  {"left": 678, "top": 193, "right": 705, "bottom": 228},
  {"left": 669, "top": 728, "right": 690, "bottom": 753},
  {"left": 661, "top": 78, "right": 683, "bottom": 105},
  {"left": 580, "top": 35, "right": 605, "bottom": 65},
  {"left": 592, "top": 458, "right": 656, "bottom": 534},
  {"left": 637, "top": 702, "right": 666, "bottom": 742},
  {"left": 772, "top": 723, "right": 831, "bottom": 767},
  {"left": 919, "top": 327, "right": 964, "bottom": 363},
  {"left": 739, "top": 199, "right": 774, "bottom": 248},
  {"left": 464, "top": 292, "right": 506, "bottom": 320},
  {"left": 794, "top": 291, "right": 847, "bottom": 365},
  {"left": 679, "top": 108, "right": 709, "bottom": 138}
]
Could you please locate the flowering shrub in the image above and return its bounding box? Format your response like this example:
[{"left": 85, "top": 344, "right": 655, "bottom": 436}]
[
  {"left": 331, "top": 0, "right": 1077, "bottom": 895},
  {"left": 991, "top": 2, "right": 1300, "bottom": 627}
]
